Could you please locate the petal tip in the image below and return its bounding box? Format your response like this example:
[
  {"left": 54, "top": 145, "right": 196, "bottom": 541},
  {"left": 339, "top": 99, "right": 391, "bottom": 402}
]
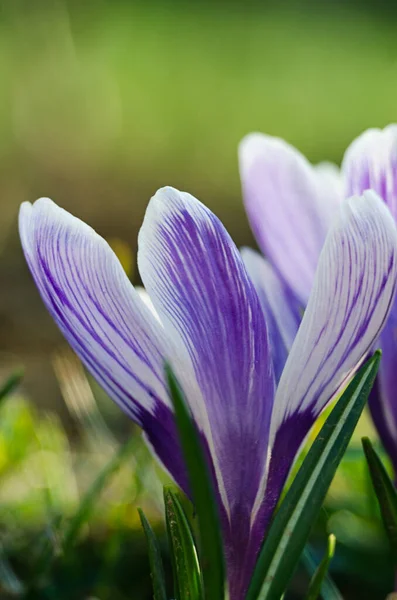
[
  {"left": 238, "top": 132, "right": 281, "bottom": 173},
  {"left": 146, "top": 186, "right": 185, "bottom": 217},
  {"left": 19, "top": 201, "right": 32, "bottom": 220},
  {"left": 346, "top": 190, "right": 395, "bottom": 223}
]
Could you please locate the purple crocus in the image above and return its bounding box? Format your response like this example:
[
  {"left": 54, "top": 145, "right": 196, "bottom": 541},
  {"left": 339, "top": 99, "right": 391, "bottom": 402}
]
[
  {"left": 239, "top": 125, "right": 397, "bottom": 477},
  {"left": 19, "top": 186, "right": 397, "bottom": 599}
]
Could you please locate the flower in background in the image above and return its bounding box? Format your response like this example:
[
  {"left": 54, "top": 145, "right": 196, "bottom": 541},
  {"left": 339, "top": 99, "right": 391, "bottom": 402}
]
[
  {"left": 239, "top": 125, "right": 397, "bottom": 476},
  {"left": 19, "top": 186, "right": 397, "bottom": 599}
]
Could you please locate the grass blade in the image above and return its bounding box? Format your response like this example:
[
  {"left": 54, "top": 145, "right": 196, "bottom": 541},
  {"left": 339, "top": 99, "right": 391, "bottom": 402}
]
[
  {"left": 165, "top": 364, "right": 225, "bottom": 600},
  {"left": 0, "top": 545, "right": 25, "bottom": 596},
  {"left": 0, "top": 370, "right": 23, "bottom": 404},
  {"left": 62, "top": 438, "right": 135, "bottom": 553},
  {"left": 246, "top": 351, "right": 380, "bottom": 600},
  {"left": 138, "top": 509, "right": 167, "bottom": 600},
  {"left": 164, "top": 486, "right": 203, "bottom": 600},
  {"left": 26, "top": 516, "right": 63, "bottom": 590},
  {"left": 362, "top": 436, "right": 397, "bottom": 555},
  {"left": 304, "top": 535, "right": 340, "bottom": 600}
]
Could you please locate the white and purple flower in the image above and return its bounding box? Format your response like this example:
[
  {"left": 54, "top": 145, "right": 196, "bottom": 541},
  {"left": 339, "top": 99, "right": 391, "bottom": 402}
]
[
  {"left": 239, "top": 125, "right": 397, "bottom": 479},
  {"left": 19, "top": 185, "right": 397, "bottom": 599}
]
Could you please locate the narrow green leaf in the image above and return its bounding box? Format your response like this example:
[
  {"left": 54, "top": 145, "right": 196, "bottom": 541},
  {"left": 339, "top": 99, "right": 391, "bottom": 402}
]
[
  {"left": 138, "top": 508, "right": 167, "bottom": 600},
  {"left": 247, "top": 351, "right": 380, "bottom": 600},
  {"left": 62, "top": 438, "right": 135, "bottom": 552},
  {"left": 304, "top": 535, "right": 341, "bottom": 600},
  {"left": 165, "top": 364, "right": 225, "bottom": 600},
  {"left": 362, "top": 436, "right": 397, "bottom": 555},
  {"left": 164, "top": 486, "right": 203, "bottom": 600},
  {"left": 22, "top": 515, "right": 63, "bottom": 592},
  {"left": 0, "top": 545, "right": 25, "bottom": 596},
  {"left": 0, "top": 370, "right": 23, "bottom": 404},
  {"left": 302, "top": 546, "right": 342, "bottom": 600}
]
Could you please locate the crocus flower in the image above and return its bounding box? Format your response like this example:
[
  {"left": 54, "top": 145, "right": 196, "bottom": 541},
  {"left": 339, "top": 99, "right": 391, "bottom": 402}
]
[
  {"left": 239, "top": 126, "right": 397, "bottom": 476},
  {"left": 19, "top": 187, "right": 397, "bottom": 599}
]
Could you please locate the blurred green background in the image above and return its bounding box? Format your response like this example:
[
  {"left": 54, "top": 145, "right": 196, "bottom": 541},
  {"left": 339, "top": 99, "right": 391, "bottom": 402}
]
[{"left": 1, "top": 0, "right": 397, "bottom": 598}]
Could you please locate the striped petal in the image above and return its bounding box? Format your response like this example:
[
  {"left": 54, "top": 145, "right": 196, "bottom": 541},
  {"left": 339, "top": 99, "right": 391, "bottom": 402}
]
[
  {"left": 241, "top": 247, "right": 301, "bottom": 381},
  {"left": 138, "top": 186, "right": 275, "bottom": 599},
  {"left": 239, "top": 133, "right": 341, "bottom": 305},
  {"left": 19, "top": 198, "right": 189, "bottom": 491},
  {"left": 252, "top": 190, "right": 397, "bottom": 536},
  {"left": 343, "top": 124, "right": 397, "bottom": 220}
]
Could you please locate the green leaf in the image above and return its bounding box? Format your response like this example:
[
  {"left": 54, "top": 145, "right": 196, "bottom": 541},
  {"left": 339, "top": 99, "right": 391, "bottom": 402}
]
[
  {"left": 24, "top": 516, "right": 63, "bottom": 591},
  {"left": 362, "top": 436, "right": 397, "bottom": 556},
  {"left": 164, "top": 486, "right": 203, "bottom": 600},
  {"left": 304, "top": 535, "right": 341, "bottom": 600},
  {"left": 138, "top": 508, "right": 167, "bottom": 600},
  {"left": 165, "top": 364, "right": 225, "bottom": 600},
  {"left": 62, "top": 438, "right": 135, "bottom": 553},
  {"left": 246, "top": 351, "right": 380, "bottom": 600},
  {"left": 0, "top": 545, "right": 25, "bottom": 596},
  {"left": 0, "top": 370, "right": 23, "bottom": 404}
]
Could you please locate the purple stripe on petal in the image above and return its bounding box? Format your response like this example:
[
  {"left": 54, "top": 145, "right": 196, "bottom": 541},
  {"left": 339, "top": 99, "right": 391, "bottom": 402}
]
[
  {"left": 272, "top": 191, "right": 397, "bottom": 436},
  {"left": 249, "top": 191, "right": 397, "bottom": 539},
  {"left": 239, "top": 133, "right": 341, "bottom": 305},
  {"left": 18, "top": 198, "right": 194, "bottom": 495},
  {"left": 19, "top": 199, "right": 172, "bottom": 421},
  {"left": 138, "top": 187, "right": 275, "bottom": 599}
]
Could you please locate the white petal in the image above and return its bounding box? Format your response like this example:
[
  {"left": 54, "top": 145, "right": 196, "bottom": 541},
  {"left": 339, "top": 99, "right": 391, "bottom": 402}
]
[
  {"left": 241, "top": 247, "right": 301, "bottom": 381},
  {"left": 239, "top": 133, "right": 340, "bottom": 304}
]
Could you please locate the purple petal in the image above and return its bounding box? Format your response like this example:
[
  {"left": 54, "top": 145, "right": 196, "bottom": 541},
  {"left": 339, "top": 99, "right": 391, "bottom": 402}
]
[
  {"left": 252, "top": 190, "right": 397, "bottom": 535},
  {"left": 343, "top": 125, "right": 397, "bottom": 219},
  {"left": 273, "top": 190, "right": 397, "bottom": 433},
  {"left": 369, "top": 298, "right": 397, "bottom": 473},
  {"left": 239, "top": 133, "right": 341, "bottom": 305},
  {"left": 19, "top": 198, "right": 189, "bottom": 491},
  {"left": 241, "top": 247, "right": 301, "bottom": 381},
  {"left": 138, "top": 186, "right": 275, "bottom": 599}
]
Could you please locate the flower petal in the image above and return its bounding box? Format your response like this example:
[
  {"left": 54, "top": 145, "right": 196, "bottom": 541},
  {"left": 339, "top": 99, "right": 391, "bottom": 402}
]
[
  {"left": 241, "top": 247, "right": 301, "bottom": 381},
  {"left": 19, "top": 198, "right": 189, "bottom": 491},
  {"left": 273, "top": 190, "right": 397, "bottom": 435},
  {"left": 369, "top": 298, "right": 397, "bottom": 473},
  {"left": 239, "top": 133, "right": 340, "bottom": 305},
  {"left": 138, "top": 186, "right": 275, "bottom": 598},
  {"left": 252, "top": 190, "right": 397, "bottom": 534},
  {"left": 314, "top": 161, "right": 343, "bottom": 207},
  {"left": 343, "top": 124, "right": 397, "bottom": 219}
]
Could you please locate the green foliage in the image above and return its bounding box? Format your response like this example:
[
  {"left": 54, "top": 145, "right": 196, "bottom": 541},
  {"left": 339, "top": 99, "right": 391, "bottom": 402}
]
[
  {"left": 0, "top": 546, "right": 26, "bottom": 596},
  {"left": 362, "top": 437, "right": 397, "bottom": 557},
  {"left": 0, "top": 354, "right": 391, "bottom": 599},
  {"left": 2, "top": 1, "right": 397, "bottom": 239},
  {"left": 0, "top": 387, "right": 161, "bottom": 598},
  {"left": 246, "top": 351, "right": 380, "bottom": 600},
  {"left": 304, "top": 535, "right": 341, "bottom": 600},
  {"left": 0, "top": 371, "right": 23, "bottom": 405},
  {"left": 165, "top": 364, "right": 225, "bottom": 600},
  {"left": 62, "top": 438, "right": 136, "bottom": 553},
  {"left": 138, "top": 509, "right": 167, "bottom": 600},
  {"left": 164, "top": 487, "right": 203, "bottom": 600}
]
